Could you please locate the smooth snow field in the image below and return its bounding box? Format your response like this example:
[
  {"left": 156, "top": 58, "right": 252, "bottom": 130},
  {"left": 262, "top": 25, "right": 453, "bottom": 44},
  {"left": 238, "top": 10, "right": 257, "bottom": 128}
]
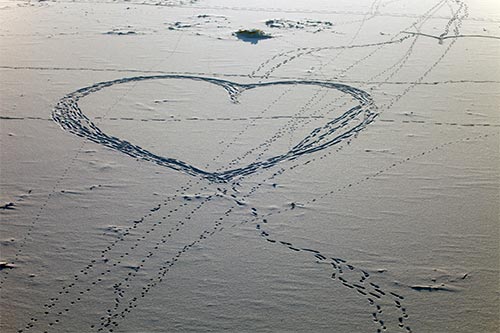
[{"left": 1, "top": 0, "right": 499, "bottom": 332}]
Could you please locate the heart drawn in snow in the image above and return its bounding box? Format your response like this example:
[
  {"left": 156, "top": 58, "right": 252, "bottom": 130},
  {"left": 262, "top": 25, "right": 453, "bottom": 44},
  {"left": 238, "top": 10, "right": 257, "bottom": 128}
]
[{"left": 53, "top": 75, "right": 376, "bottom": 183}]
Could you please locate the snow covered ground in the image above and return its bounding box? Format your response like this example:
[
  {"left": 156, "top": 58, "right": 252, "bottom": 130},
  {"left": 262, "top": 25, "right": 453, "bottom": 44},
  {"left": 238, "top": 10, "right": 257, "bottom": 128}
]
[{"left": 1, "top": 0, "right": 499, "bottom": 332}]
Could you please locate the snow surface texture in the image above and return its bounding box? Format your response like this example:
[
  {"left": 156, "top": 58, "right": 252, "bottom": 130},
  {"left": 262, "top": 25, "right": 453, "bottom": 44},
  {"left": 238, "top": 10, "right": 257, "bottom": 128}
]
[{"left": 1, "top": 0, "right": 499, "bottom": 332}]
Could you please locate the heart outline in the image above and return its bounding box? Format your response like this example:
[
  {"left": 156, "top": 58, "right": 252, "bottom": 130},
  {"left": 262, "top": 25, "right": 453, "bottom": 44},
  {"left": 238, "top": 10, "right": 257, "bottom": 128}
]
[{"left": 53, "top": 75, "right": 377, "bottom": 182}]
